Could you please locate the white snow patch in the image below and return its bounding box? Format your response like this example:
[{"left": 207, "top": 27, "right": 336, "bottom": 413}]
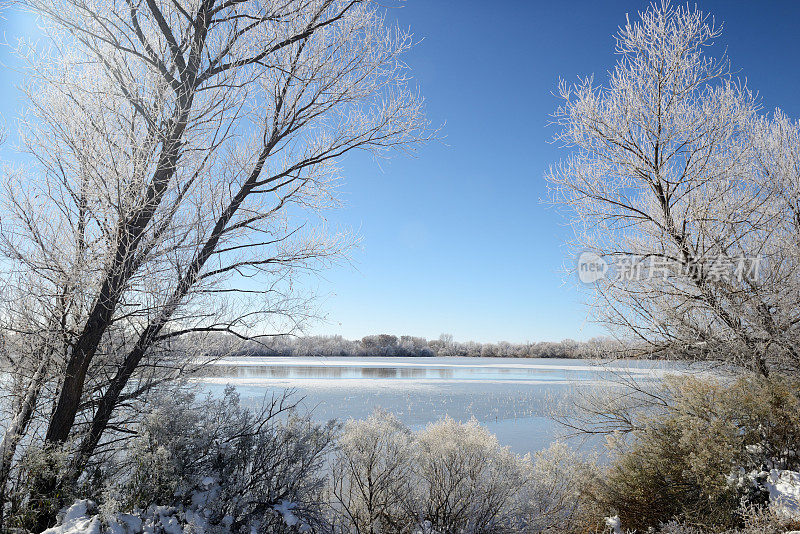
[
  {"left": 604, "top": 515, "right": 622, "bottom": 533},
  {"left": 42, "top": 500, "right": 101, "bottom": 534},
  {"left": 764, "top": 469, "right": 800, "bottom": 519},
  {"left": 274, "top": 499, "right": 299, "bottom": 527},
  {"left": 105, "top": 513, "right": 142, "bottom": 534},
  {"left": 273, "top": 500, "right": 310, "bottom": 532}
]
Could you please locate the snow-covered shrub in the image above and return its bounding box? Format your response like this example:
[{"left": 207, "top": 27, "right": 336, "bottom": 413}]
[
  {"left": 594, "top": 375, "right": 800, "bottom": 532},
  {"left": 328, "top": 413, "right": 597, "bottom": 534},
  {"left": 102, "top": 386, "right": 337, "bottom": 533},
  {"left": 329, "top": 410, "right": 415, "bottom": 533},
  {"left": 519, "top": 441, "right": 601, "bottom": 533},
  {"left": 411, "top": 417, "right": 532, "bottom": 534}
]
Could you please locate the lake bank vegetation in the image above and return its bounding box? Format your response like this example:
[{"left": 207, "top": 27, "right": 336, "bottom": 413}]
[{"left": 214, "top": 333, "right": 625, "bottom": 360}]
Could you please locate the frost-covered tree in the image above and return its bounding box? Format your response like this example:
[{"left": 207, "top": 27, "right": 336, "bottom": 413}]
[
  {"left": 412, "top": 417, "right": 531, "bottom": 534},
  {"left": 0, "top": 0, "right": 426, "bottom": 526},
  {"left": 548, "top": 1, "right": 800, "bottom": 375},
  {"left": 328, "top": 413, "right": 591, "bottom": 534},
  {"left": 329, "top": 411, "right": 413, "bottom": 534}
]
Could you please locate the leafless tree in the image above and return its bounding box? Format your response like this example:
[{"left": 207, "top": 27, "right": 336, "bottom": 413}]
[
  {"left": 412, "top": 417, "right": 531, "bottom": 534},
  {"left": 548, "top": 1, "right": 800, "bottom": 376},
  {"left": 0, "top": 0, "right": 427, "bottom": 525},
  {"left": 329, "top": 411, "right": 414, "bottom": 534}
]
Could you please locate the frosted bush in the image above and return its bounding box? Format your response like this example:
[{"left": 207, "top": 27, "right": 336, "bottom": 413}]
[
  {"left": 102, "top": 386, "right": 337, "bottom": 533},
  {"left": 5, "top": 442, "right": 76, "bottom": 531},
  {"left": 583, "top": 374, "right": 800, "bottom": 532},
  {"left": 330, "top": 410, "right": 415, "bottom": 533},
  {"left": 329, "top": 412, "right": 597, "bottom": 534},
  {"left": 520, "top": 442, "right": 598, "bottom": 532},
  {"left": 411, "top": 417, "right": 532, "bottom": 534}
]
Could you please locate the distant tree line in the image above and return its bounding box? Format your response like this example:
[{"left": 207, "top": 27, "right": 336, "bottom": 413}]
[{"left": 225, "top": 333, "right": 624, "bottom": 359}]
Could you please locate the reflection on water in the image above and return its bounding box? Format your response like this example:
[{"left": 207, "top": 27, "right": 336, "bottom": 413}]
[
  {"left": 209, "top": 365, "right": 471, "bottom": 380},
  {"left": 200, "top": 359, "right": 622, "bottom": 382}
]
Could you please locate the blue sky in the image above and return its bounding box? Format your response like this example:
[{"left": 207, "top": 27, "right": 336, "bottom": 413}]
[{"left": 2, "top": 1, "right": 800, "bottom": 343}]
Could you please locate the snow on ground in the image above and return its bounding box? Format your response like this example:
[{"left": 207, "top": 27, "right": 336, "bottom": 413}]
[
  {"left": 41, "top": 501, "right": 101, "bottom": 534},
  {"left": 765, "top": 469, "right": 800, "bottom": 519},
  {"left": 41, "top": 495, "right": 304, "bottom": 534},
  {"left": 42, "top": 502, "right": 192, "bottom": 534}
]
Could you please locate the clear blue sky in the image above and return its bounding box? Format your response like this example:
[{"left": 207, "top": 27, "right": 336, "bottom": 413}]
[{"left": 2, "top": 1, "right": 800, "bottom": 343}]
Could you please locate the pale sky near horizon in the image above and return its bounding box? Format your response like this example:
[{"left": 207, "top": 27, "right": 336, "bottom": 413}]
[{"left": 2, "top": 1, "right": 800, "bottom": 344}]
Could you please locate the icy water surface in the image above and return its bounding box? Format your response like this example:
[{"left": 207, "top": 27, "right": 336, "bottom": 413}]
[{"left": 195, "top": 357, "right": 681, "bottom": 455}]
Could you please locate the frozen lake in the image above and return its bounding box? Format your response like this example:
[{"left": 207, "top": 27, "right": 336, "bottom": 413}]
[{"left": 195, "top": 356, "right": 680, "bottom": 455}]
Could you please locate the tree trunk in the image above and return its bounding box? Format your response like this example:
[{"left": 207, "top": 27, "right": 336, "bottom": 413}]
[
  {"left": 70, "top": 138, "right": 276, "bottom": 475},
  {"left": 44, "top": 125, "right": 188, "bottom": 446}
]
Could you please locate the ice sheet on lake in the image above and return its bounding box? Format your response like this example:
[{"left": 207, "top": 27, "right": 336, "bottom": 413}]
[{"left": 194, "top": 356, "right": 688, "bottom": 455}]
